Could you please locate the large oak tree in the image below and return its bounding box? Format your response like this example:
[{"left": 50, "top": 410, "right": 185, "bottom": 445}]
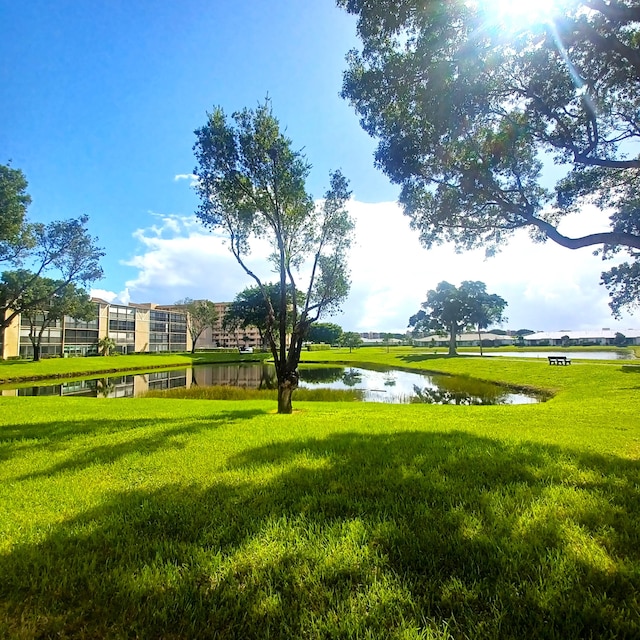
[
  {"left": 409, "top": 281, "right": 507, "bottom": 355},
  {"left": 339, "top": 0, "right": 640, "bottom": 315},
  {"left": 193, "top": 101, "right": 354, "bottom": 413}
]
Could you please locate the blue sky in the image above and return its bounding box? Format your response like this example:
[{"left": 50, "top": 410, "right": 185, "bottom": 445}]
[{"left": 1, "top": 0, "right": 638, "bottom": 332}]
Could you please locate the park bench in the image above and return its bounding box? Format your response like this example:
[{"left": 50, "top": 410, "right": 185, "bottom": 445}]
[{"left": 548, "top": 356, "right": 571, "bottom": 365}]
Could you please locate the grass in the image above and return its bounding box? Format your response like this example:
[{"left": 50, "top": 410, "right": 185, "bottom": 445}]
[
  {"left": 0, "top": 351, "right": 269, "bottom": 384},
  {"left": 0, "top": 348, "right": 639, "bottom": 638},
  {"left": 145, "top": 385, "right": 364, "bottom": 402}
]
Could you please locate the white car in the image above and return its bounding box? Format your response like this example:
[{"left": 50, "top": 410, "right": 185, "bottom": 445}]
[{"left": 239, "top": 346, "right": 254, "bottom": 354}]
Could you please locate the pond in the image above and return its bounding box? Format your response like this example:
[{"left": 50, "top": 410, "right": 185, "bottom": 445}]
[{"left": 1, "top": 363, "right": 543, "bottom": 405}]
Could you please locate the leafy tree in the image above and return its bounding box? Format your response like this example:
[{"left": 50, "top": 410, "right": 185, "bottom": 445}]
[
  {"left": 0, "top": 167, "right": 104, "bottom": 359},
  {"left": 341, "top": 331, "right": 363, "bottom": 352},
  {"left": 194, "top": 101, "right": 354, "bottom": 413},
  {"left": 459, "top": 281, "right": 508, "bottom": 356},
  {"left": 224, "top": 283, "right": 304, "bottom": 348},
  {"left": 16, "top": 276, "right": 95, "bottom": 361},
  {"left": 379, "top": 332, "right": 405, "bottom": 351},
  {"left": 0, "top": 216, "right": 103, "bottom": 358},
  {"left": 174, "top": 298, "right": 218, "bottom": 353},
  {"left": 339, "top": 0, "right": 640, "bottom": 312},
  {"left": 614, "top": 332, "right": 627, "bottom": 347},
  {"left": 307, "top": 322, "right": 343, "bottom": 345},
  {"left": 0, "top": 163, "right": 33, "bottom": 265},
  {"left": 408, "top": 281, "right": 506, "bottom": 356}
]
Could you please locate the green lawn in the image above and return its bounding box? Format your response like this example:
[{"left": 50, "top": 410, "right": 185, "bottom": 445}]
[
  {"left": 1, "top": 349, "right": 639, "bottom": 638},
  {"left": 0, "top": 351, "right": 268, "bottom": 384}
]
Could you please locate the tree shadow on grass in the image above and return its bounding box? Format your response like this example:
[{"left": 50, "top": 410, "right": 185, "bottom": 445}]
[
  {"left": 398, "top": 353, "right": 458, "bottom": 364},
  {"left": 0, "top": 409, "right": 265, "bottom": 469},
  {"left": 620, "top": 365, "right": 640, "bottom": 374},
  {"left": 1, "top": 431, "right": 639, "bottom": 638}
]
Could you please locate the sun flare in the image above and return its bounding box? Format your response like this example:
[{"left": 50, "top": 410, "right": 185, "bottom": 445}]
[{"left": 482, "top": 0, "right": 562, "bottom": 29}]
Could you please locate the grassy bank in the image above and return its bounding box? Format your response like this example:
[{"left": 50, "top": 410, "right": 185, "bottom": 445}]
[
  {"left": 0, "top": 351, "right": 268, "bottom": 385},
  {"left": 1, "top": 350, "right": 639, "bottom": 638}
]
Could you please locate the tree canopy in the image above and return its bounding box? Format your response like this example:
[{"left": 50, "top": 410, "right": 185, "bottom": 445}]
[
  {"left": 193, "top": 101, "right": 354, "bottom": 413},
  {"left": 339, "top": 0, "right": 640, "bottom": 314},
  {"left": 307, "top": 322, "right": 343, "bottom": 345},
  {"left": 223, "top": 283, "right": 303, "bottom": 347},
  {"left": 0, "top": 165, "right": 104, "bottom": 359},
  {"left": 174, "top": 298, "right": 218, "bottom": 353},
  {"left": 16, "top": 275, "right": 95, "bottom": 361},
  {"left": 0, "top": 164, "right": 32, "bottom": 265},
  {"left": 409, "top": 281, "right": 507, "bottom": 355},
  {"left": 0, "top": 215, "right": 104, "bottom": 358},
  {"left": 340, "top": 331, "right": 363, "bottom": 352}
]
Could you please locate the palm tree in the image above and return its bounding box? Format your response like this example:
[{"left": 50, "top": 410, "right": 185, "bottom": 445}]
[{"left": 97, "top": 336, "right": 116, "bottom": 356}]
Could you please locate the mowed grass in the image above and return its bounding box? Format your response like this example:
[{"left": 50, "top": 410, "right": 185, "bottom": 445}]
[
  {"left": 0, "top": 351, "right": 267, "bottom": 384},
  {"left": 0, "top": 349, "right": 639, "bottom": 638}
]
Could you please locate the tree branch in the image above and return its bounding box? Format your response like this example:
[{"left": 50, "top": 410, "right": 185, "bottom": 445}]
[{"left": 528, "top": 213, "right": 640, "bottom": 249}]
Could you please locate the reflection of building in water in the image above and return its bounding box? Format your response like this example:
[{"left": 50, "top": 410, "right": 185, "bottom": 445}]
[
  {"left": 7, "top": 368, "right": 193, "bottom": 398},
  {"left": 144, "top": 369, "right": 191, "bottom": 393},
  {"left": 193, "top": 363, "right": 274, "bottom": 388}
]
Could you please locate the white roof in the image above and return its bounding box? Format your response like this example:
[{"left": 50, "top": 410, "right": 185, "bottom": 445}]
[
  {"left": 526, "top": 329, "right": 640, "bottom": 340},
  {"left": 415, "top": 332, "right": 510, "bottom": 342}
]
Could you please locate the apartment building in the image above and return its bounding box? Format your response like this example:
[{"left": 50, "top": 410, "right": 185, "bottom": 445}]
[
  {"left": 1, "top": 298, "right": 266, "bottom": 359},
  {"left": 158, "top": 301, "right": 263, "bottom": 350},
  {"left": 2, "top": 299, "right": 191, "bottom": 359}
]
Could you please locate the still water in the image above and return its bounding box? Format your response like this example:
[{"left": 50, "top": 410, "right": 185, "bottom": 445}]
[{"left": 1, "top": 363, "right": 542, "bottom": 405}]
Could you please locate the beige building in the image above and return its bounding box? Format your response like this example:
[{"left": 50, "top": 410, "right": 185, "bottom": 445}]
[
  {"left": 1, "top": 299, "right": 191, "bottom": 359},
  {"left": 159, "top": 301, "right": 263, "bottom": 350},
  {"left": 1, "top": 299, "right": 267, "bottom": 359}
]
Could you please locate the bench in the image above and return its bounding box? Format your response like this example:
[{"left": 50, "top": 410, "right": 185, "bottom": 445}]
[{"left": 548, "top": 356, "right": 571, "bottom": 365}]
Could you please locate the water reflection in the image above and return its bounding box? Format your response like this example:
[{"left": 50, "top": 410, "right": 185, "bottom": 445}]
[{"left": 2, "top": 363, "right": 542, "bottom": 404}]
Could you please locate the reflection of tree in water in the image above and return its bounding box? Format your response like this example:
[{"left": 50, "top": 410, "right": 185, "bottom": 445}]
[
  {"left": 411, "top": 381, "right": 509, "bottom": 405},
  {"left": 298, "top": 368, "right": 344, "bottom": 384},
  {"left": 342, "top": 368, "right": 363, "bottom": 387},
  {"left": 432, "top": 374, "right": 509, "bottom": 403},
  {"left": 411, "top": 385, "right": 483, "bottom": 405},
  {"left": 95, "top": 378, "right": 116, "bottom": 398},
  {"left": 383, "top": 373, "right": 396, "bottom": 387},
  {"left": 258, "top": 364, "right": 278, "bottom": 390}
]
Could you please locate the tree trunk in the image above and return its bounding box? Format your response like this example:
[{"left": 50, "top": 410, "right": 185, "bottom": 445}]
[
  {"left": 0, "top": 308, "right": 7, "bottom": 360},
  {"left": 448, "top": 322, "right": 457, "bottom": 356},
  {"left": 277, "top": 369, "right": 299, "bottom": 414},
  {"left": 33, "top": 344, "right": 41, "bottom": 362},
  {"left": 478, "top": 326, "right": 483, "bottom": 356}
]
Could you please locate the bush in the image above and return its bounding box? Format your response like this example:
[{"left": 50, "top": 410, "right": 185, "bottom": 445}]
[{"left": 307, "top": 343, "right": 332, "bottom": 351}]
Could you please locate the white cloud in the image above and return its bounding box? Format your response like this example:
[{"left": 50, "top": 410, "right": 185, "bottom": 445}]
[
  {"left": 120, "top": 214, "right": 272, "bottom": 304},
  {"left": 174, "top": 174, "right": 200, "bottom": 187},
  {"left": 116, "top": 201, "right": 639, "bottom": 332},
  {"left": 90, "top": 287, "right": 131, "bottom": 306}
]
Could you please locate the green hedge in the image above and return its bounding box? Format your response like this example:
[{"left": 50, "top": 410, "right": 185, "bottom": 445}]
[{"left": 307, "top": 343, "right": 332, "bottom": 351}]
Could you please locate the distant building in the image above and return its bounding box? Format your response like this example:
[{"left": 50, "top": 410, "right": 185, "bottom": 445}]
[
  {"left": 413, "top": 332, "right": 513, "bottom": 348},
  {"left": 157, "top": 302, "right": 263, "bottom": 350},
  {"left": 523, "top": 329, "right": 640, "bottom": 346}
]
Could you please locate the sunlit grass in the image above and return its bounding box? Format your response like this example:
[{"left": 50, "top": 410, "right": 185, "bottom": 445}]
[
  {"left": 1, "top": 350, "right": 639, "bottom": 637},
  {"left": 0, "top": 351, "right": 267, "bottom": 383}
]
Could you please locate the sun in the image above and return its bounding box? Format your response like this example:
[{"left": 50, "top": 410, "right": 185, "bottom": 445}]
[{"left": 481, "top": 0, "right": 563, "bottom": 30}]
